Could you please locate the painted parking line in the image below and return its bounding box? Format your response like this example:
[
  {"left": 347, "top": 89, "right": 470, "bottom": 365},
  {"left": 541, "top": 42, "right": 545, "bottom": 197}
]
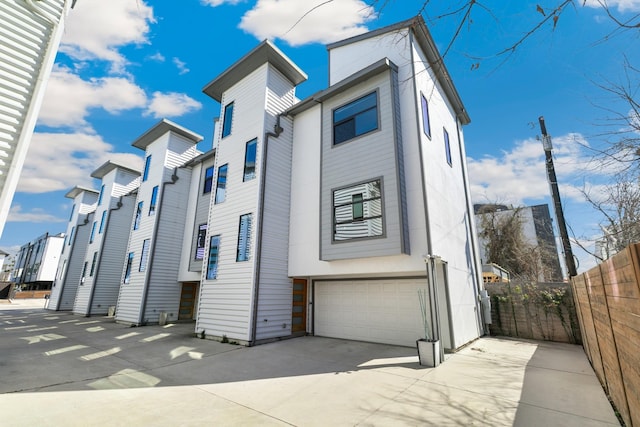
[
  {"left": 80, "top": 347, "right": 121, "bottom": 361},
  {"left": 86, "top": 326, "right": 105, "bottom": 332},
  {"left": 115, "top": 332, "right": 141, "bottom": 340},
  {"left": 19, "top": 333, "right": 66, "bottom": 344},
  {"left": 4, "top": 325, "right": 35, "bottom": 330},
  {"left": 27, "top": 326, "right": 58, "bottom": 332},
  {"left": 58, "top": 319, "right": 79, "bottom": 324},
  {"left": 76, "top": 320, "right": 100, "bottom": 325},
  {"left": 44, "top": 345, "right": 88, "bottom": 356},
  {"left": 44, "top": 316, "right": 60, "bottom": 320},
  {"left": 140, "top": 333, "right": 171, "bottom": 342},
  {"left": 88, "top": 369, "right": 160, "bottom": 390}
]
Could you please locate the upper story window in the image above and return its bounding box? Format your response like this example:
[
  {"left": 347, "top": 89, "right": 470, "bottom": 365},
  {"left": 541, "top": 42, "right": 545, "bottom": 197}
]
[
  {"left": 195, "top": 224, "right": 207, "bottom": 260},
  {"left": 89, "top": 221, "right": 97, "bottom": 243},
  {"left": 133, "top": 201, "right": 143, "bottom": 230},
  {"left": 97, "top": 184, "right": 105, "bottom": 206},
  {"left": 243, "top": 139, "right": 257, "bottom": 181},
  {"left": 99, "top": 210, "right": 107, "bottom": 234},
  {"left": 142, "top": 155, "right": 152, "bottom": 182},
  {"left": 139, "top": 239, "right": 150, "bottom": 272},
  {"left": 221, "top": 102, "right": 234, "bottom": 138},
  {"left": 68, "top": 226, "right": 75, "bottom": 245},
  {"left": 81, "top": 261, "right": 88, "bottom": 283},
  {"left": 444, "top": 127, "right": 452, "bottom": 167},
  {"left": 333, "top": 91, "right": 378, "bottom": 145},
  {"left": 333, "top": 179, "right": 383, "bottom": 241},
  {"left": 206, "top": 235, "right": 220, "bottom": 280},
  {"left": 149, "top": 186, "right": 159, "bottom": 215},
  {"left": 90, "top": 251, "right": 98, "bottom": 277},
  {"left": 214, "top": 164, "right": 228, "bottom": 204},
  {"left": 203, "top": 166, "right": 214, "bottom": 194},
  {"left": 124, "top": 252, "right": 134, "bottom": 284},
  {"left": 236, "top": 213, "right": 252, "bottom": 262},
  {"left": 421, "top": 93, "right": 431, "bottom": 138},
  {"left": 69, "top": 204, "right": 76, "bottom": 222}
]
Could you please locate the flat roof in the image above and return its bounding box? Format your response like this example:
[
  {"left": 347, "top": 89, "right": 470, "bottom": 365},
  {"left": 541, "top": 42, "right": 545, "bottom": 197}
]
[
  {"left": 132, "top": 119, "right": 203, "bottom": 150},
  {"left": 91, "top": 160, "right": 141, "bottom": 179},
  {"left": 65, "top": 185, "right": 99, "bottom": 199},
  {"left": 203, "top": 40, "right": 307, "bottom": 102}
]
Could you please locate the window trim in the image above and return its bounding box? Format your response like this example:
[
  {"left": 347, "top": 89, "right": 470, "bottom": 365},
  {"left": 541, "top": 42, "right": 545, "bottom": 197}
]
[
  {"left": 332, "top": 177, "right": 385, "bottom": 243},
  {"left": 203, "top": 166, "right": 214, "bottom": 194},
  {"left": 214, "top": 164, "right": 228, "bottom": 204},
  {"left": 139, "top": 239, "right": 150, "bottom": 272},
  {"left": 243, "top": 139, "right": 257, "bottom": 182},
  {"left": 142, "top": 155, "right": 152, "bottom": 182},
  {"left": 420, "top": 92, "right": 431, "bottom": 139},
  {"left": 332, "top": 90, "right": 380, "bottom": 146},
  {"left": 149, "top": 185, "right": 159, "bottom": 216},
  {"left": 99, "top": 210, "right": 107, "bottom": 234},
  {"left": 69, "top": 204, "right": 76, "bottom": 222},
  {"left": 206, "top": 235, "right": 221, "bottom": 280},
  {"left": 236, "top": 213, "right": 252, "bottom": 262},
  {"left": 221, "top": 102, "right": 234, "bottom": 138},
  {"left": 195, "top": 223, "right": 207, "bottom": 261},
  {"left": 90, "top": 251, "right": 98, "bottom": 277},
  {"left": 133, "top": 201, "right": 143, "bottom": 230},
  {"left": 124, "top": 252, "right": 134, "bottom": 284},
  {"left": 444, "top": 127, "right": 452, "bottom": 167},
  {"left": 89, "top": 221, "right": 97, "bottom": 243}
]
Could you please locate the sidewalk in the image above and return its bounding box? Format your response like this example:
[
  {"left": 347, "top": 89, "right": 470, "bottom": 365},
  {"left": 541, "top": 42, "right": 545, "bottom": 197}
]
[
  {"left": 0, "top": 298, "right": 49, "bottom": 309},
  {"left": 0, "top": 305, "right": 620, "bottom": 426}
]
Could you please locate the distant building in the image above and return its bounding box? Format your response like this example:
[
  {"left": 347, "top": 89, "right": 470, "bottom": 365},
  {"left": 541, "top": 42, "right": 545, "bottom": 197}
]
[
  {"left": 10, "top": 233, "right": 65, "bottom": 290},
  {"left": 474, "top": 203, "right": 564, "bottom": 282},
  {"left": 0, "top": 0, "right": 75, "bottom": 238}
]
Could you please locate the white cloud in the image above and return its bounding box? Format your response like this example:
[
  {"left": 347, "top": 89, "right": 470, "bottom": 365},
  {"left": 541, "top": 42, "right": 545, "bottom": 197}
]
[
  {"left": 173, "top": 57, "right": 190, "bottom": 75},
  {"left": 146, "top": 92, "right": 202, "bottom": 118},
  {"left": 583, "top": 0, "right": 640, "bottom": 12},
  {"left": 201, "top": 0, "right": 244, "bottom": 6},
  {"left": 17, "top": 132, "right": 142, "bottom": 194},
  {"left": 148, "top": 53, "right": 166, "bottom": 62},
  {"left": 7, "top": 205, "right": 66, "bottom": 223},
  {"left": 60, "top": 0, "right": 155, "bottom": 72},
  {"left": 468, "top": 133, "right": 599, "bottom": 206},
  {"left": 239, "top": 0, "right": 376, "bottom": 46},
  {"left": 38, "top": 66, "right": 147, "bottom": 130}
]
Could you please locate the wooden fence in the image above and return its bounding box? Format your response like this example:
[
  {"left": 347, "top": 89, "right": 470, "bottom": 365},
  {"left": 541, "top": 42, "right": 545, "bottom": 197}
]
[{"left": 571, "top": 243, "right": 640, "bottom": 427}]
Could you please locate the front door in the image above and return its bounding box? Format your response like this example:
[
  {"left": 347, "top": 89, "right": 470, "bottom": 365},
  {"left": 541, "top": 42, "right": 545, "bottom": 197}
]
[
  {"left": 179, "top": 282, "right": 198, "bottom": 321},
  {"left": 292, "top": 278, "right": 307, "bottom": 333}
]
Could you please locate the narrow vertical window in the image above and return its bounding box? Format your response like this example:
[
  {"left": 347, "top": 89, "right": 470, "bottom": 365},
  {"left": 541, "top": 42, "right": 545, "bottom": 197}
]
[
  {"left": 68, "top": 226, "right": 75, "bottom": 245},
  {"left": 195, "top": 224, "right": 207, "bottom": 260},
  {"left": 89, "top": 221, "right": 97, "bottom": 243},
  {"left": 243, "top": 139, "right": 257, "bottom": 181},
  {"left": 134, "top": 202, "right": 143, "bottom": 230},
  {"left": 97, "top": 184, "right": 105, "bottom": 206},
  {"left": 214, "top": 164, "right": 228, "bottom": 204},
  {"left": 149, "top": 186, "right": 159, "bottom": 215},
  {"left": 99, "top": 210, "right": 107, "bottom": 233},
  {"left": 206, "top": 235, "right": 220, "bottom": 280},
  {"left": 69, "top": 204, "right": 76, "bottom": 222},
  {"left": 124, "top": 252, "right": 134, "bottom": 283},
  {"left": 444, "top": 127, "right": 452, "bottom": 166},
  {"left": 421, "top": 93, "right": 431, "bottom": 138},
  {"left": 90, "top": 251, "right": 98, "bottom": 277},
  {"left": 221, "top": 102, "right": 234, "bottom": 138},
  {"left": 352, "top": 194, "right": 364, "bottom": 220},
  {"left": 81, "top": 261, "right": 88, "bottom": 283},
  {"left": 142, "top": 155, "right": 152, "bottom": 182},
  {"left": 236, "top": 213, "right": 252, "bottom": 262},
  {"left": 203, "top": 166, "right": 214, "bottom": 194},
  {"left": 139, "top": 239, "right": 150, "bottom": 272}
]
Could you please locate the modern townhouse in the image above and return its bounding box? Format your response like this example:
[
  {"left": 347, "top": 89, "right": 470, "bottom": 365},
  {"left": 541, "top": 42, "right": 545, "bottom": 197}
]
[
  {"left": 115, "top": 119, "right": 203, "bottom": 325},
  {"left": 48, "top": 186, "right": 99, "bottom": 311},
  {"left": 72, "top": 161, "right": 140, "bottom": 316},
  {"left": 196, "top": 16, "right": 485, "bottom": 355},
  {"left": 11, "top": 232, "right": 64, "bottom": 290}
]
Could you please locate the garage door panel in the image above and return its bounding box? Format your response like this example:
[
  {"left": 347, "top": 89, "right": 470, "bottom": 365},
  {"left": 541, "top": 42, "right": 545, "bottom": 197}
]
[{"left": 315, "top": 279, "right": 425, "bottom": 347}]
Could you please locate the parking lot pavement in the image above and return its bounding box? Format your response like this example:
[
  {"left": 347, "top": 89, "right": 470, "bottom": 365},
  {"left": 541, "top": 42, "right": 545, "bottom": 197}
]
[{"left": 0, "top": 302, "right": 620, "bottom": 426}]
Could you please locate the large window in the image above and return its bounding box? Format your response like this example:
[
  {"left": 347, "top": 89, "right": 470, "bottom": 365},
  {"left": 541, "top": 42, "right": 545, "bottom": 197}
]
[
  {"left": 99, "top": 210, "right": 107, "bottom": 234},
  {"left": 421, "top": 93, "right": 431, "bottom": 138},
  {"left": 134, "top": 202, "right": 143, "bottom": 230},
  {"left": 214, "top": 164, "right": 228, "bottom": 204},
  {"left": 195, "top": 224, "right": 207, "bottom": 260},
  {"left": 124, "top": 252, "right": 134, "bottom": 283},
  {"left": 243, "top": 139, "right": 257, "bottom": 181},
  {"left": 333, "top": 180, "right": 383, "bottom": 241},
  {"left": 90, "top": 251, "right": 98, "bottom": 277},
  {"left": 149, "top": 186, "right": 159, "bottom": 215},
  {"left": 89, "top": 221, "right": 97, "bottom": 243},
  {"left": 97, "top": 184, "right": 105, "bottom": 206},
  {"left": 444, "top": 127, "right": 452, "bottom": 166},
  {"left": 221, "top": 102, "right": 234, "bottom": 138},
  {"left": 333, "top": 91, "right": 378, "bottom": 145},
  {"left": 206, "top": 235, "right": 220, "bottom": 280},
  {"left": 236, "top": 213, "right": 252, "bottom": 262},
  {"left": 203, "top": 166, "right": 214, "bottom": 194},
  {"left": 139, "top": 239, "right": 150, "bottom": 272},
  {"left": 142, "top": 155, "right": 152, "bottom": 182}
]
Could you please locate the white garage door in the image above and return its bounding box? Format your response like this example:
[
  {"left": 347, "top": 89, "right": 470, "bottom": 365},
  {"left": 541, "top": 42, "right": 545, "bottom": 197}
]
[{"left": 314, "top": 279, "right": 427, "bottom": 347}]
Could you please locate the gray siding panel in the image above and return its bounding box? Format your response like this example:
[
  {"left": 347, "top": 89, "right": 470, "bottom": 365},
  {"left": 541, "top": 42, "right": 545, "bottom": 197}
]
[
  {"left": 56, "top": 213, "right": 93, "bottom": 310},
  {"left": 189, "top": 158, "right": 215, "bottom": 272}
]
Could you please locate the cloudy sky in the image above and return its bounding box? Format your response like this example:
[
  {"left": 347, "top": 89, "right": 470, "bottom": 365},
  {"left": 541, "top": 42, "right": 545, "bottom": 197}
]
[{"left": 3, "top": 0, "right": 640, "bottom": 272}]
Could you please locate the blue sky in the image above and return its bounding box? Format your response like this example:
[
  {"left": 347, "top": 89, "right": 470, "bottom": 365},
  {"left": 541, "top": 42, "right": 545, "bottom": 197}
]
[{"left": 2, "top": 0, "right": 639, "bottom": 272}]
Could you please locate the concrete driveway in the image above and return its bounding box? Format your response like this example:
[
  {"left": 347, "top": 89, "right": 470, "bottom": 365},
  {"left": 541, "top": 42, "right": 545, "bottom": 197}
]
[{"left": 0, "top": 300, "right": 619, "bottom": 426}]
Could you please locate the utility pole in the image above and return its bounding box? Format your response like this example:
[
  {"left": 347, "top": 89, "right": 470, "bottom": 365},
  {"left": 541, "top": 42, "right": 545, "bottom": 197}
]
[{"left": 539, "top": 116, "right": 577, "bottom": 278}]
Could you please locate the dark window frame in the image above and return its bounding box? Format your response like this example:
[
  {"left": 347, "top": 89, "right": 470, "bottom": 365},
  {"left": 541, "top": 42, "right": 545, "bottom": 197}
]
[
  {"left": 149, "top": 186, "right": 159, "bottom": 215},
  {"left": 221, "top": 102, "right": 234, "bottom": 138},
  {"left": 195, "top": 224, "right": 207, "bottom": 261},
  {"left": 243, "top": 139, "right": 257, "bottom": 182},
  {"left": 332, "top": 178, "right": 384, "bottom": 242},
  {"left": 214, "top": 164, "right": 228, "bottom": 204},
  {"left": 203, "top": 166, "right": 214, "bottom": 194},
  {"left": 421, "top": 93, "right": 431, "bottom": 138},
  {"left": 124, "top": 252, "right": 134, "bottom": 284},
  {"left": 142, "top": 155, "right": 152, "bottom": 182},
  {"left": 206, "top": 235, "right": 221, "bottom": 280},
  {"left": 139, "top": 239, "right": 150, "bottom": 272},
  {"left": 332, "top": 91, "right": 379, "bottom": 145},
  {"left": 236, "top": 213, "right": 252, "bottom": 262},
  {"left": 134, "top": 201, "right": 143, "bottom": 230},
  {"left": 444, "top": 127, "right": 452, "bottom": 167}
]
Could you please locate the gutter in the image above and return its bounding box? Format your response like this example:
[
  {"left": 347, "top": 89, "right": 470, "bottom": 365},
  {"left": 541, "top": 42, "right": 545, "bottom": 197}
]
[
  {"left": 86, "top": 196, "right": 123, "bottom": 317},
  {"left": 249, "top": 115, "right": 283, "bottom": 346},
  {"left": 54, "top": 213, "right": 90, "bottom": 311},
  {"left": 138, "top": 167, "right": 180, "bottom": 325}
]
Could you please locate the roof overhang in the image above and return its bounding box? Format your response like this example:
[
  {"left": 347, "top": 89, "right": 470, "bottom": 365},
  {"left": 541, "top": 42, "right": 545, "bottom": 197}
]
[
  {"left": 65, "top": 185, "right": 99, "bottom": 199},
  {"left": 91, "top": 160, "right": 141, "bottom": 179},
  {"left": 132, "top": 119, "right": 203, "bottom": 150}
]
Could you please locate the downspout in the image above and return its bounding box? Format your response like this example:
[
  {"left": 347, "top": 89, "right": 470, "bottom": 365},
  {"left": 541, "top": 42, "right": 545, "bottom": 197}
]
[
  {"left": 455, "top": 119, "right": 486, "bottom": 334},
  {"left": 54, "top": 213, "right": 90, "bottom": 311},
  {"left": 249, "top": 115, "right": 283, "bottom": 346},
  {"left": 86, "top": 197, "right": 123, "bottom": 317},
  {"left": 138, "top": 167, "right": 180, "bottom": 326}
]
